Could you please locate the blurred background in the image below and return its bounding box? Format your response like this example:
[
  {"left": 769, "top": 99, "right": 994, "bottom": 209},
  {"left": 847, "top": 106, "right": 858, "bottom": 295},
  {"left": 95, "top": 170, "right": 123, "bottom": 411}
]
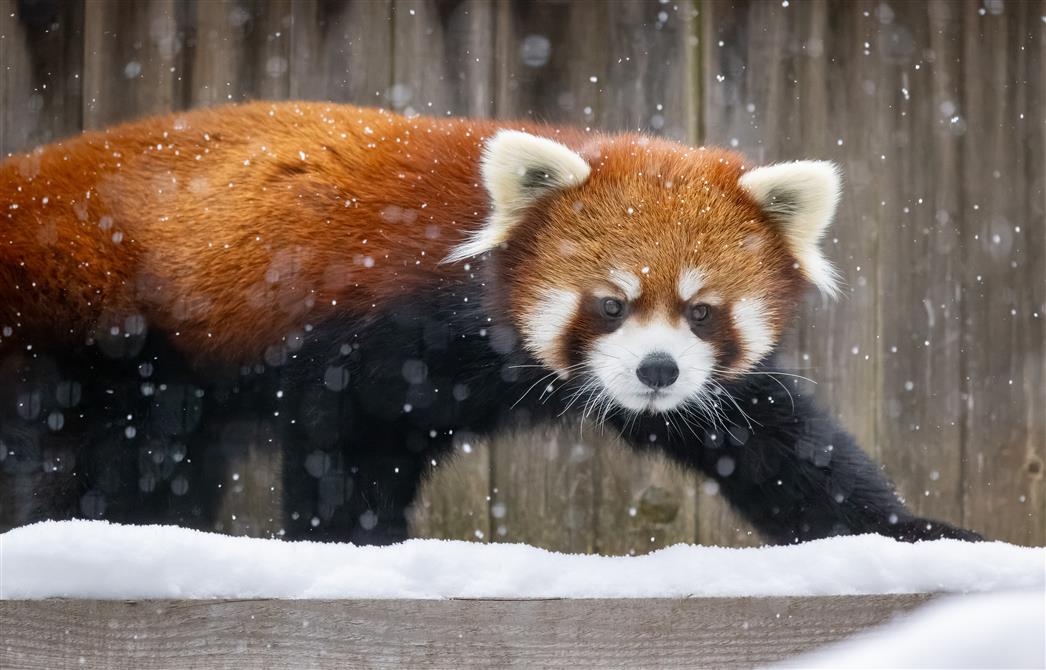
[{"left": 0, "top": 0, "right": 1042, "bottom": 550}]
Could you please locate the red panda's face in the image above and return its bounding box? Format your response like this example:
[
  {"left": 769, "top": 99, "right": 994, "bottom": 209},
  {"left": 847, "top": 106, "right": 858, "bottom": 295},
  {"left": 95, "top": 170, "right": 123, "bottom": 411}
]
[{"left": 450, "top": 131, "right": 842, "bottom": 416}]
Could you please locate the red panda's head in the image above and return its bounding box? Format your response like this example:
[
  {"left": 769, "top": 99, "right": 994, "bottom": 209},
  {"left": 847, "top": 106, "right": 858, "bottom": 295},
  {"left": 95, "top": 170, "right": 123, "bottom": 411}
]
[{"left": 448, "top": 130, "right": 842, "bottom": 415}]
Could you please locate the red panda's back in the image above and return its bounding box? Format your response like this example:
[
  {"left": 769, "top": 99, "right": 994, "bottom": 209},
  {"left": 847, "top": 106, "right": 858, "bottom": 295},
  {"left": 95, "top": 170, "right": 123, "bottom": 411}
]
[{"left": 0, "top": 102, "right": 498, "bottom": 364}]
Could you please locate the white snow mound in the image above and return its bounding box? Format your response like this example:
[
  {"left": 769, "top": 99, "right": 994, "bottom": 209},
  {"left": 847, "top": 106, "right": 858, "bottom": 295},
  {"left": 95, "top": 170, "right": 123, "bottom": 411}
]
[
  {"left": 1, "top": 520, "right": 1043, "bottom": 600},
  {"left": 773, "top": 590, "right": 1046, "bottom": 669}
]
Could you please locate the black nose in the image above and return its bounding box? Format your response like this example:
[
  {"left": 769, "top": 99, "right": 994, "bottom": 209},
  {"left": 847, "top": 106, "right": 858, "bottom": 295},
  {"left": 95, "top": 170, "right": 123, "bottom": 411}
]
[{"left": 636, "top": 353, "right": 679, "bottom": 389}]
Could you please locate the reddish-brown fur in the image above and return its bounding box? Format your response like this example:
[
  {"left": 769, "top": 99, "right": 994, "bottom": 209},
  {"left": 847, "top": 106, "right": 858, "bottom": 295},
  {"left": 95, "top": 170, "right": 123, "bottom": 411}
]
[{"left": 1, "top": 102, "right": 802, "bottom": 366}]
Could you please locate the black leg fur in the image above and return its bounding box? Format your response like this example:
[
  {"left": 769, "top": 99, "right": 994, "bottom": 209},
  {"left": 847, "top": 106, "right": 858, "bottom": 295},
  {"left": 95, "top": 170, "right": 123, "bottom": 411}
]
[
  {"left": 0, "top": 339, "right": 222, "bottom": 532},
  {"left": 603, "top": 362, "right": 981, "bottom": 543}
]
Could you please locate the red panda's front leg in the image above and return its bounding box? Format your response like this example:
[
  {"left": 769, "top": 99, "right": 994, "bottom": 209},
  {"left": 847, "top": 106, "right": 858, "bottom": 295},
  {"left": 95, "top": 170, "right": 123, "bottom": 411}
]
[{"left": 607, "top": 370, "right": 983, "bottom": 544}]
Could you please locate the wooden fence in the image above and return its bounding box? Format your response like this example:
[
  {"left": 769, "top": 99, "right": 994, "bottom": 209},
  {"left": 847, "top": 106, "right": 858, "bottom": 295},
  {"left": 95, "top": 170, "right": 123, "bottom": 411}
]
[
  {"left": 1, "top": 0, "right": 1043, "bottom": 550},
  {"left": 0, "top": 595, "right": 934, "bottom": 669}
]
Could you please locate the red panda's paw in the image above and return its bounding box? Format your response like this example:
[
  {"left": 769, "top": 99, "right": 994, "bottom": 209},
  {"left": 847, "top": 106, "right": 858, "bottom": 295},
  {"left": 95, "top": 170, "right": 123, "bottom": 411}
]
[{"left": 886, "top": 518, "right": 984, "bottom": 543}]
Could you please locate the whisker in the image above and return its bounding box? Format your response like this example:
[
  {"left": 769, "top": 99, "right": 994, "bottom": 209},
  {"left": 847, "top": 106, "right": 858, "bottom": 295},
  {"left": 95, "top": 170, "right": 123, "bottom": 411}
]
[
  {"left": 743, "top": 370, "right": 818, "bottom": 385},
  {"left": 709, "top": 379, "right": 760, "bottom": 430},
  {"left": 560, "top": 375, "right": 601, "bottom": 417},
  {"left": 754, "top": 371, "right": 796, "bottom": 413},
  {"left": 511, "top": 369, "right": 564, "bottom": 409}
]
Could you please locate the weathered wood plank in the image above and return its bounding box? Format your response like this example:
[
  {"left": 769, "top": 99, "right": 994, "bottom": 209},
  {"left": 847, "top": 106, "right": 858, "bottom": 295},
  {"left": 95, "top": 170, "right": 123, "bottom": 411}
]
[
  {"left": 599, "top": 0, "right": 698, "bottom": 140},
  {"left": 409, "top": 432, "right": 492, "bottom": 542},
  {"left": 82, "top": 0, "right": 190, "bottom": 128},
  {"left": 494, "top": 0, "right": 598, "bottom": 125},
  {"left": 188, "top": 0, "right": 292, "bottom": 105},
  {"left": 1024, "top": 0, "right": 1046, "bottom": 547},
  {"left": 803, "top": 0, "right": 882, "bottom": 469},
  {"left": 869, "top": 0, "right": 966, "bottom": 529},
  {"left": 0, "top": 595, "right": 933, "bottom": 669},
  {"left": 390, "top": 0, "right": 497, "bottom": 119},
  {"left": 489, "top": 421, "right": 599, "bottom": 553},
  {"left": 596, "top": 438, "right": 698, "bottom": 556},
  {"left": 289, "top": 0, "right": 392, "bottom": 104},
  {"left": 0, "top": 0, "right": 83, "bottom": 156},
  {"left": 959, "top": 0, "right": 1045, "bottom": 545}
]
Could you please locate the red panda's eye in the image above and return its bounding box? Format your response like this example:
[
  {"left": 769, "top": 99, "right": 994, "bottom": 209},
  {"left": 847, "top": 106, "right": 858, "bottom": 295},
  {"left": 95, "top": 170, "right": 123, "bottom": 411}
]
[
  {"left": 600, "top": 297, "right": 625, "bottom": 319},
  {"left": 689, "top": 303, "right": 711, "bottom": 323}
]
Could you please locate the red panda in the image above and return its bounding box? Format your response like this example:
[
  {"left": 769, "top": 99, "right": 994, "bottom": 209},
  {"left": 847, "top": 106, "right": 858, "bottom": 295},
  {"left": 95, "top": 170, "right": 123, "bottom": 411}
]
[{"left": 0, "top": 101, "right": 978, "bottom": 543}]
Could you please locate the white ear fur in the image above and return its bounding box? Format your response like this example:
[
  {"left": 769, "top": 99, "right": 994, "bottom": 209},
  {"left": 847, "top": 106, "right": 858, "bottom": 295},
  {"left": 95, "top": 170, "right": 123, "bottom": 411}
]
[
  {"left": 739, "top": 161, "right": 842, "bottom": 296},
  {"left": 444, "top": 130, "right": 591, "bottom": 263}
]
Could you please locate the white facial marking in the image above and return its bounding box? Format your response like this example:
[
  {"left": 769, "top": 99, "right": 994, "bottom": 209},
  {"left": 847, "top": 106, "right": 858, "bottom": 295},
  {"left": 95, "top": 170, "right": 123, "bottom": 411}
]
[
  {"left": 588, "top": 316, "right": 715, "bottom": 413},
  {"left": 699, "top": 291, "right": 724, "bottom": 306},
  {"left": 608, "top": 269, "right": 642, "bottom": 301},
  {"left": 732, "top": 297, "right": 774, "bottom": 367},
  {"left": 522, "top": 288, "right": 580, "bottom": 372},
  {"left": 677, "top": 267, "right": 706, "bottom": 301}
]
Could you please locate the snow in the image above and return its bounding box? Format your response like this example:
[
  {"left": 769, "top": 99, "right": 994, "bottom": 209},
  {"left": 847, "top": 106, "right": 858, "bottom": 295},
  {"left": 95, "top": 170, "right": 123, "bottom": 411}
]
[
  {"left": 773, "top": 590, "right": 1046, "bottom": 669},
  {"left": 2, "top": 521, "right": 1042, "bottom": 600}
]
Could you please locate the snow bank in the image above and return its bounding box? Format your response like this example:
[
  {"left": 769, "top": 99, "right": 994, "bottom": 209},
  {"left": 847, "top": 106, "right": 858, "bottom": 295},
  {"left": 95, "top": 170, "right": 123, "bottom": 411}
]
[
  {"left": 2, "top": 520, "right": 1043, "bottom": 600},
  {"left": 773, "top": 590, "right": 1046, "bottom": 669}
]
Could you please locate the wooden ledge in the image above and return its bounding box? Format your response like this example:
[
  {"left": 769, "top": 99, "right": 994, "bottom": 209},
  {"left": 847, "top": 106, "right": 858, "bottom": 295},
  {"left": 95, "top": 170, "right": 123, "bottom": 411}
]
[{"left": 1, "top": 595, "right": 932, "bottom": 669}]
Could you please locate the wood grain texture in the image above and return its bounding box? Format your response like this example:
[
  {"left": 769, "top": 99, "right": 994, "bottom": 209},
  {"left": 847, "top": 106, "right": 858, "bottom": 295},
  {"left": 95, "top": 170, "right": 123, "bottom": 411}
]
[
  {"left": 489, "top": 422, "right": 599, "bottom": 553},
  {"left": 82, "top": 0, "right": 191, "bottom": 128},
  {"left": 188, "top": 0, "right": 292, "bottom": 105},
  {"left": 0, "top": 0, "right": 83, "bottom": 155},
  {"left": 595, "top": 439, "right": 699, "bottom": 556},
  {"left": 958, "top": 0, "right": 1045, "bottom": 546},
  {"left": 0, "top": 0, "right": 24, "bottom": 156},
  {"left": 861, "top": 0, "right": 966, "bottom": 529},
  {"left": 493, "top": 0, "right": 600, "bottom": 125},
  {"left": 409, "top": 432, "right": 492, "bottom": 542},
  {"left": 391, "top": 0, "right": 497, "bottom": 119},
  {"left": 289, "top": 0, "right": 392, "bottom": 103},
  {"left": 0, "top": 595, "right": 933, "bottom": 669}
]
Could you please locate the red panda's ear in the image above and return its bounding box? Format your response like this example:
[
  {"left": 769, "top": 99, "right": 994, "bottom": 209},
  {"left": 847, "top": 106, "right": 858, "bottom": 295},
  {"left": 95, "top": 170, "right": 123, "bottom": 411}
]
[
  {"left": 444, "top": 130, "right": 590, "bottom": 263},
  {"left": 739, "top": 161, "right": 842, "bottom": 297}
]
